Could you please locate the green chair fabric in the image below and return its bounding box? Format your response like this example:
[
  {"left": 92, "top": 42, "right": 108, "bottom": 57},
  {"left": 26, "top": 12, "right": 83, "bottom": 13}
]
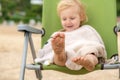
[
  {"left": 42, "top": 64, "right": 101, "bottom": 75},
  {"left": 41, "top": 0, "right": 117, "bottom": 76},
  {"left": 42, "top": 0, "right": 117, "bottom": 59}
]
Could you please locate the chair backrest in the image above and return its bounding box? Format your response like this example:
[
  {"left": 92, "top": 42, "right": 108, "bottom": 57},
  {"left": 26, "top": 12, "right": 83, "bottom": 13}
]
[{"left": 42, "top": 0, "right": 117, "bottom": 58}]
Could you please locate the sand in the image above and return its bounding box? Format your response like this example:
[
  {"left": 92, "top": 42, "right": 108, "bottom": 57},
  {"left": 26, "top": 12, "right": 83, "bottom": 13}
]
[{"left": 0, "top": 24, "right": 119, "bottom": 80}]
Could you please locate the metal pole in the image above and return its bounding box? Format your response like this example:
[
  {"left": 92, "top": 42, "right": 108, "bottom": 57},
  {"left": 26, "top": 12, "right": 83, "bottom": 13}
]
[
  {"left": 20, "top": 32, "right": 29, "bottom": 80},
  {"left": 29, "top": 33, "right": 42, "bottom": 80},
  {"left": 117, "top": 32, "right": 120, "bottom": 79}
]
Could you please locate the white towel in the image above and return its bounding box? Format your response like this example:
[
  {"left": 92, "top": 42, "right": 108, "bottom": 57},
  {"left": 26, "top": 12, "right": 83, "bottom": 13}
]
[{"left": 35, "top": 25, "right": 107, "bottom": 70}]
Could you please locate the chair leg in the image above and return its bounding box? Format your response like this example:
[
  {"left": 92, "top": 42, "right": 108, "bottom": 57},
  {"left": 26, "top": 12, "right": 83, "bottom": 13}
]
[
  {"left": 117, "top": 32, "right": 120, "bottom": 79},
  {"left": 118, "top": 61, "right": 120, "bottom": 79},
  {"left": 35, "top": 70, "right": 42, "bottom": 80},
  {"left": 29, "top": 33, "right": 42, "bottom": 80},
  {"left": 20, "top": 32, "right": 29, "bottom": 80}
]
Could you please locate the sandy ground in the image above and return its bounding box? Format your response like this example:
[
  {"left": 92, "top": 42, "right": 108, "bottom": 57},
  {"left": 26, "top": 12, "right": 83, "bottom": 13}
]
[{"left": 0, "top": 24, "right": 119, "bottom": 80}]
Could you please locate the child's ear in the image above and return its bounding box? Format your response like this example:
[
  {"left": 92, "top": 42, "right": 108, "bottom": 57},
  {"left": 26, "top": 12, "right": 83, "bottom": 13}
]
[
  {"left": 80, "top": 13, "right": 87, "bottom": 23},
  {"left": 80, "top": 13, "right": 85, "bottom": 21}
]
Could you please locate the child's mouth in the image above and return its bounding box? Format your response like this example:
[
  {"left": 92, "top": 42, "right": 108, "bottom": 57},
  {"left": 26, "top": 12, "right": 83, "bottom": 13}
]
[{"left": 67, "top": 26, "right": 73, "bottom": 28}]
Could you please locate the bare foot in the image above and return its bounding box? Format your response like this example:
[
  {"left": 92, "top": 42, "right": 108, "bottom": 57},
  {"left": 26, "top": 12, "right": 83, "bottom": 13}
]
[
  {"left": 72, "top": 54, "right": 98, "bottom": 71},
  {"left": 51, "top": 32, "right": 66, "bottom": 66},
  {"left": 51, "top": 32, "right": 65, "bottom": 54}
]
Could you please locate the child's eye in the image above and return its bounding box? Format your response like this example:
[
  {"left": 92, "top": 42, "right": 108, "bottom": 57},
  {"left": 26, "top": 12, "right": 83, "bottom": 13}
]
[
  {"left": 62, "top": 18, "right": 66, "bottom": 21},
  {"left": 70, "top": 17, "right": 75, "bottom": 20}
]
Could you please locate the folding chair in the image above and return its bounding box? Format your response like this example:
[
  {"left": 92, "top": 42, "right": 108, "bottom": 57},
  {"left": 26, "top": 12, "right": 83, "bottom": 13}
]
[{"left": 18, "top": 0, "right": 120, "bottom": 80}]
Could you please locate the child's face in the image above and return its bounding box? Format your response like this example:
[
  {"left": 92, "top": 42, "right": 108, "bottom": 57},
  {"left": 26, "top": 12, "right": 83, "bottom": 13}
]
[{"left": 60, "top": 6, "right": 81, "bottom": 32}]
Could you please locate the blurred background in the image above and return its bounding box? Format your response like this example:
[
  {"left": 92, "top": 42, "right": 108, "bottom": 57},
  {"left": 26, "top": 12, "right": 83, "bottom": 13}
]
[
  {"left": 117, "top": 0, "right": 120, "bottom": 22},
  {"left": 117, "top": 0, "right": 120, "bottom": 16},
  {"left": 0, "top": 0, "right": 120, "bottom": 24},
  {"left": 0, "top": 0, "right": 43, "bottom": 25}
]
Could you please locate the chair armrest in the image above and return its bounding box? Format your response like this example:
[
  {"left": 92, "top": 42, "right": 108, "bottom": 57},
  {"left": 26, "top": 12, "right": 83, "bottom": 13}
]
[
  {"left": 18, "top": 24, "right": 45, "bottom": 36},
  {"left": 114, "top": 23, "right": 120, "bottom": 35}
]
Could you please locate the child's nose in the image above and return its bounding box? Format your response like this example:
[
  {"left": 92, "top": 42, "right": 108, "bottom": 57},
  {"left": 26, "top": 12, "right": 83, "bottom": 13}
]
[{"left": 66, "top": 19, "right": 72, "bottom": 25}]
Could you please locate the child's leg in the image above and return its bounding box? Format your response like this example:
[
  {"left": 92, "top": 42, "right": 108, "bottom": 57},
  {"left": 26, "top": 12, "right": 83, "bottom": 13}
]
[
  {"left": 72, "top": 54, "right": 98, "bottom": 71},
  {"left": 51, "top": 32, "right": 67, "bottom": 66}
]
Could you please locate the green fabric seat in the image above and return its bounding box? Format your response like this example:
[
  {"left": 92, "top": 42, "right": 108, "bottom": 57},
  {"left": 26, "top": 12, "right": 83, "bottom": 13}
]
[
  {"left": 42, "top": 0, "right": 117, "bottom": 73},
  {"left": 42, "top": 64, "right": 101, "bottom": 75},
  {"left": 42, "top": 0, "right": 117, "bottom": 58}
]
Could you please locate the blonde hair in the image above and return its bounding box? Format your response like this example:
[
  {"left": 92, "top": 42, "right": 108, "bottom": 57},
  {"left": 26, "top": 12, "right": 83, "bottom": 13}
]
[{"left": 57, "top": 0, "right": 88, "bottom": 25}]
